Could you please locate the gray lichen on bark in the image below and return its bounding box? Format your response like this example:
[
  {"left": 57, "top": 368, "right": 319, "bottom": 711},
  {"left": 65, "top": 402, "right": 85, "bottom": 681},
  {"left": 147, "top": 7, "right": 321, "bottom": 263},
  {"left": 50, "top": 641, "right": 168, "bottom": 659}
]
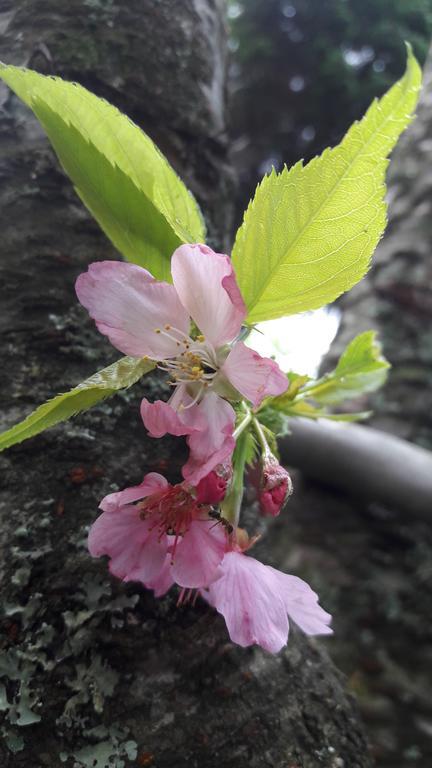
[{"left": 0, "top": 2, "right": 371, "bottom": 766}]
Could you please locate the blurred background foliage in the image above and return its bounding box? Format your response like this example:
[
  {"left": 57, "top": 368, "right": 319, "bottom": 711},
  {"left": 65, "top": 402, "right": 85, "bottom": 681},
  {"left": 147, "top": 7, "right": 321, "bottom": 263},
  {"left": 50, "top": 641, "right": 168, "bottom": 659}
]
[{"left": 228, "top": 0, "right": 432, "bottom": 220}]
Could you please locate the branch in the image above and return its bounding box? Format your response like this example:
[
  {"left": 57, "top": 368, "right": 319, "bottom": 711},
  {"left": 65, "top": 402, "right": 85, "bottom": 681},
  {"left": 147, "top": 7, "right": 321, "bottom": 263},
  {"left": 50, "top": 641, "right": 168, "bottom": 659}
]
[{"left": 280, "top": 419, "right": 432, "bottom": 517}]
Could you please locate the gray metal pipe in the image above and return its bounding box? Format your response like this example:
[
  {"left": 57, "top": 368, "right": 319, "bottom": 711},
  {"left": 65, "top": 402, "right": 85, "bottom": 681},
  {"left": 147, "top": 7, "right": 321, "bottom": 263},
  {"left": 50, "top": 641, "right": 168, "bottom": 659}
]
[{"left": 280, "top": 419, "right": 432, "bottom": 518}]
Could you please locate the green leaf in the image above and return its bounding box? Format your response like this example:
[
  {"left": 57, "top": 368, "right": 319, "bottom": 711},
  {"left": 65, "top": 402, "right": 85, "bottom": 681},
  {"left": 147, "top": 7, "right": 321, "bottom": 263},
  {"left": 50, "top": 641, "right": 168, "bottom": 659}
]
[
  {"left": 0, "top": 64, "right": 205, "bottom": 280},
  {"left": 326, "top": 411, "right": 372, "bottom": 422},
  {"left": 267, "top": 332, "right": 388, "bottom": 423},
  {"left": 268, "top": 400, "right": 371, "bottom": 423},
  {"left": 256, "top": 406, "right": 290, "bottom": 437},
  {"left": 304, "top": 330, "right": 390, "bottom": 404},
  {"left": 259, "top": 423, "right": 280, "bottom": 457},
  {"left": 242, "top": 429, "right": 260, "bottom": 467},
  {"left": 285, "top": 372, "right": 310, "bottom": 399},
  {"left": 263, "top": 372, "right": 310, "bottom": 411},
  {"left": 0, "top": 357, "right": 155, "bottom": 452},
  {"left": 232, "top": 46, "right": 422, "bottom": 322}
]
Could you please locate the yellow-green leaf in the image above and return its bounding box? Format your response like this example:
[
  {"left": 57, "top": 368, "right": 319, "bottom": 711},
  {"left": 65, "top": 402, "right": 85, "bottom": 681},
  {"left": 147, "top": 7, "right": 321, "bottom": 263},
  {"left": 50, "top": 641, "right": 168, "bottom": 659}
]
[
  {"left": 232, "top": 46, "right": 422, "bottom": 322},
  {"left": 265, "top": 372, "right": 310, "bottom": 410},
  {"left": 0, "top": 357, "right": 155, "bottom": 452},
  {"left": 305, "top": 330, "right": 390, "bottom": 404},
  {"left": 270, "top": 399, "right": 371, "bottom": 423},
  {"left": 0, "top": 64, "right": 205, "bottom": 281}
]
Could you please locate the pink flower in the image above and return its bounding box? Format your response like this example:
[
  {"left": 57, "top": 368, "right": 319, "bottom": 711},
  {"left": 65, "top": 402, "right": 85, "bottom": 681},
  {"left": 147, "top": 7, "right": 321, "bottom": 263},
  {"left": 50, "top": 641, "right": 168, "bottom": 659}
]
[
  {"left": 258, "top": 455, "right": 293, "bottom": 517},
  {"left": 88, "top": 472, "right": 227, "bottom": 589},
  {"left": 205, "top": 544, "right": 332, "bottom": 653},
  {"left": 76, "top": 245, "right": 288, "bottom": 484}
]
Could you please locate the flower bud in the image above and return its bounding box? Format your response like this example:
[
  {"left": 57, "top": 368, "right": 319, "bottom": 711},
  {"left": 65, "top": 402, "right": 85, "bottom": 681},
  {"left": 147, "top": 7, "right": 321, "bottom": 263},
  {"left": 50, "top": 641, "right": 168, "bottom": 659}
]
[
  {"left": 258, "top": 455, "right": 292, "bottom": 517},
  {"left": 195, "top": 461, "right": 233, "bottom": 505}
]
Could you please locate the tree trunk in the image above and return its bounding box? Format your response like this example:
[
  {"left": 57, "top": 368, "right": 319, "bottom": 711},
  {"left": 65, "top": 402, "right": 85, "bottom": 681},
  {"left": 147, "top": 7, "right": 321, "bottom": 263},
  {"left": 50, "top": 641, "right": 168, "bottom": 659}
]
[{"left": 0, "top": 2, "right": 371, "bottom": 766}]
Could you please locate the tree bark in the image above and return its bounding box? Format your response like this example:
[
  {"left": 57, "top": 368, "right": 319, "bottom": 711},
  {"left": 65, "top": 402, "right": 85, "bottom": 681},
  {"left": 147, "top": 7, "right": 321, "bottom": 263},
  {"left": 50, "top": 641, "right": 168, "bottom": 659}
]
[{"left": 0, "top": 2, "right": 371, "bottom": 766}]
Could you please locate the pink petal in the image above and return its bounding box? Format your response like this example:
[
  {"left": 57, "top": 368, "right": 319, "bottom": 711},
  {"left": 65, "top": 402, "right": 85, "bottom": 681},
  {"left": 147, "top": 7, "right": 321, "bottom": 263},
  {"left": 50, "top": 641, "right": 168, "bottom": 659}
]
[
  {"left": 171, "top": 519, "right": 226, "bottom": 588},
  {"left": 171, "top": 244, "right": 246, "bottom": 347},
  {"left": 182, "top": 392, "right": 236, "bottom": 485},
  {"left": 75, "top": 261, "right": 190, "bottom": 358},
  {"left": 144, "top": 554, "right": 175, "bottom": 597},
  {"left": 88, "top": 507, "right": 167, "bottom": 582},
  {"left": 140, "top": 396, "right": 204, "bottom": 438},
  {"left": 221, "top": 341, "right": 288, "bottom": 407},
  {"left": 268, "top": 569, "right": 333, "bottom": 636},
  {"left": 208, "top": 552, "right": 289, "bottom": 653},
  {"left": 124, "top": 527, "right": 170, "bottom": 584},
  {"left": 195, "top": 461, "right": 232, "bottom": 504},
  {"left": 99, "top": 472, "right": 168, "bottom": 512}
]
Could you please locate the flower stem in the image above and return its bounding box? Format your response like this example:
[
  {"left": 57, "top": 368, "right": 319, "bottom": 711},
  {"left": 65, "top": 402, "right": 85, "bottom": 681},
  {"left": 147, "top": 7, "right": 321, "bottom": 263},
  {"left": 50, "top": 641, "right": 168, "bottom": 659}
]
[
  {"left": 251, "top": 415, "right": 271, "bottom": 458},
  {"left": 221, "top": 410, "right": 250, "bottom": 527},
  {"left": 233, "top": 403, "right": 252, "bottom": 440}
]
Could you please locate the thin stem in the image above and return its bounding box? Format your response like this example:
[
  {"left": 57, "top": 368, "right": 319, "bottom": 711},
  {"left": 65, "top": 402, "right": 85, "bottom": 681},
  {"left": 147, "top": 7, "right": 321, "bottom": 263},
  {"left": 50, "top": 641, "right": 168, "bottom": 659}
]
[
  {"left": 233, "top": 403, "right": 252, "bottom": 440},
  {"left": 251, "top": 415, "right": 271, "bottom": 457},
  {"left": 221, "top": 429, "right": 249, "bottom": 528},
  {"left": 221, "top": 402, "right": 252, "bottom": 527}
]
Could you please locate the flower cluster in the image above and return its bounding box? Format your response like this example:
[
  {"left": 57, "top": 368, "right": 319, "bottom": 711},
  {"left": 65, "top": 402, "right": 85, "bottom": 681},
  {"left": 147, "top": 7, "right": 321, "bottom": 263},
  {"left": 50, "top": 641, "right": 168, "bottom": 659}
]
[{"left": 77, "top": 244, "right": 332, "bottom": 653}]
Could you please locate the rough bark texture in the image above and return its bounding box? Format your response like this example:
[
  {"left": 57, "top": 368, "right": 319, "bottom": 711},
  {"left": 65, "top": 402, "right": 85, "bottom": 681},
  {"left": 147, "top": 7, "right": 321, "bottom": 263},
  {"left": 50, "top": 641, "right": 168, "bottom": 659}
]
[
  {"left": 324, "top": 46, "right": 432, "bottom": 450},
  {"left": 0, "top": 2, "right": 371, "bottom": 767}
]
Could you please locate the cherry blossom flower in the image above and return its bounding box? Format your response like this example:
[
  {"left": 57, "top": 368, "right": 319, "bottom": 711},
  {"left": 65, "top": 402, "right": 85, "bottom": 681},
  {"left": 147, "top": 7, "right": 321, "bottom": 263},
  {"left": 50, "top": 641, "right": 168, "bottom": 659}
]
[
  {"left": 204, "top": 537, "right": 332, "bottom": 653},
  {"left": 76, "top": 244, "right": 288, "bottom": 484},
  {"left": 88, "top": 471, "right": 227, "bottom": 590}
]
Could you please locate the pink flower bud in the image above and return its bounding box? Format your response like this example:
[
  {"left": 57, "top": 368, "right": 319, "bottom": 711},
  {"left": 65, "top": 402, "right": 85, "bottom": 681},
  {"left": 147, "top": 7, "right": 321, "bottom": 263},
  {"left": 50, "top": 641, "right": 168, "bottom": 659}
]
[
  {"left": 195, "top": 462, "right": 233, "bottom": 505},
  {"left": 258, "top": 456, "right": 292, "bottom": 517}
]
